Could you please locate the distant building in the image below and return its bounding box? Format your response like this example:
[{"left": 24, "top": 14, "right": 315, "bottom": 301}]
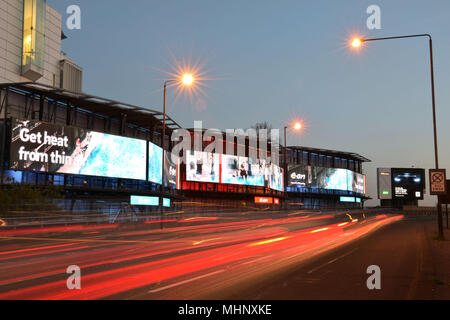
[{"left": 0, "top": 0, "right": 82, "bottom": 91}]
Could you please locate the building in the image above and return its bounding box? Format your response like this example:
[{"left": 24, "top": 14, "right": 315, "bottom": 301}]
[
  {"left": 175, "top": 129, "right": 369, "bottom": 211},
  {"left": 0, "top": 1, "right": 370, "bottom": 214},
  {"left": 0, "top": 82, "right": 182, "bottom": 214},
  {"left": 0, "top": 0, "right": 82, "bottom": 91},
  {"left": 284, "top": 146, "right": 369, "bottom": 209}
]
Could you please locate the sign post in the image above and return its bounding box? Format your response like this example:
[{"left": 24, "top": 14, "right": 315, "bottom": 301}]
[
  {"left": 430, "top": 169, "right": 447, "bottom": 238},
  {"left": 438, "top": 180, "right": 450, "bottom": 229}
]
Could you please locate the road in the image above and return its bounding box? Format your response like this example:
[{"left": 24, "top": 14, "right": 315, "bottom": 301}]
[{"left": 0, "top": 211, "right": 436, "bottom": 300}]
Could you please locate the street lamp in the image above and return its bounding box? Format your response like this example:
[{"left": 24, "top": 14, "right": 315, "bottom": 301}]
[
  {"left": 283, "top": 121, "right": 303, "bottom": 209},
  {"left": 351, "top": 34, "right": 444, "bottom": 239},
  {"left": 161, "top": 74, "right": 194, "bottom": 210}
]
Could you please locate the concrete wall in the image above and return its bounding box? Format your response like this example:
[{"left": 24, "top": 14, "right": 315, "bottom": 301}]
[{"left": 0, "top": 0, "right": 62, "bottom": 86}]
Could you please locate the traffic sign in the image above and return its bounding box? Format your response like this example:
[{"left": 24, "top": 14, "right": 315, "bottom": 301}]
[{"left": 429, "top": 169, "right": 447, "bottom": 195}]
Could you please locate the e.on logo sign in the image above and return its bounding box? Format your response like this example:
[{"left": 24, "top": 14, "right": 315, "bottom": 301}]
[{"left": 255, "top": 197, "right": 273, "bottom": 204}]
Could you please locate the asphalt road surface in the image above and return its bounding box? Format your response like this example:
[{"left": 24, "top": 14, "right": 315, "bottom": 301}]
[{"left": 0, "top": 211, "right": 436, "bottom": 300}]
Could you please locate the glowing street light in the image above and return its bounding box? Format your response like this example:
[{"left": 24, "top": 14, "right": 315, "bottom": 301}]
[
  {"left": 351, "top": 38, "right": 362, "bottom": 48},
  {"left": 349, "top": 33, "right": 444, "bottom": 239},
  {"left": 293, "top": 122, "right": 302, "bottom": 131},
  {"left": 181, "top": 73, "right": 194, "bottom": 86}
]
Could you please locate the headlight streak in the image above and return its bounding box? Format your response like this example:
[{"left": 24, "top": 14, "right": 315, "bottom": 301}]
[{"left": 0, "top": 214, "right": 403, "bottom": 299}]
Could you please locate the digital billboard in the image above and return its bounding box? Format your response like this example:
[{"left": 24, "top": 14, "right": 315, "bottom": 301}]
[
  {"left": 391, "top": 168, "right": 425, "bottom": 200},
  {"left": 377, "top": 168, "right": 392, "bottom": 200},
  {"left": 287, "top": 165, "right": 308, "bottom": 187},
  {"left": 130, "top": 195, "right": 159, "bottom": 206},
  {"left": 10, "top": 119, "right": 147, "bottom": 180},
  {"left": 288, "top": 164, "right": 366, "bottom": 194},
  {"left": 163, "top": 151, "right": 179, "bottom": 188},
  {"left": 221, "top": 155, "right": 265, "bottom": 187},
  {"left": 255, "top": 196, "right": 273, "bottom": 204},
  {"left": 339, "top": 196, "right": 362, "bottom": 203},
  {"left": 269, "top": 163, "right": 284, "bottom": 192},
  {"left": 148, "top": 142, "right": 163, "bottom": 185},
  {"left": 347, "top": 171, "right": 366, "bottom": 194},
  {"left": 340, "top": 196, "right": 356, "bottom": 203},
  {"left": 185, "top": 151, "right": 283, "bottom": 191},
  {"left": 186, "top": 150, "right": 220, "bottom": 183}
]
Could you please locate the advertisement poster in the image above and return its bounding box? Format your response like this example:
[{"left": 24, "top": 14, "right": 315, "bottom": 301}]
[
  {"left": 163, "top": 150, "right": 178, "bottom": 187},
  {"left": 186, "top": 150, "right": 220, "bottom": 183},
  {"left": 288, "top": 164, "right": 366, "bottom": 194},
  {"left": 221, "top": 155, "right": 265, "bottom": 187},
  {"left": 148, "top": 142, "right": 163, "bottom": 184},
  {"left": 10, "top": 119, "right": 147, "bottom": 180},
  {"left": 391, "top": 168, "right": 425, "bottom": 200},
  {"left": 287, "top": 165, "right": 309, "bottom": 187},
  {"left": 269, "top": 163, "right": 284, "bottom": 192}
]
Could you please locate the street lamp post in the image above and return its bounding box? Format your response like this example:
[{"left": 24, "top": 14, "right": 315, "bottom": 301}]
[
  {"left": 161, "top": 75, "right": 194, "bottom": 212},
  {"left": 283, "top": 122, "right": 302, "bottom": 210},
  {"left": 352, "top": 34, "right": 444, "bottom": 238}
]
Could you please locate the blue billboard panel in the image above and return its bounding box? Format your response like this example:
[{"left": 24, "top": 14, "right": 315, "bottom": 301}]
[
  {"left": 340, "top": 196, "right": 356, "bottom": 203},
  {"left": 78, "top": 132, "right": 146, "bottom": 180},
  {"left": 308, "top": 167, "right": 347, "bottom": 191},
  {"left": 148, "top": 142, "right": 163, "bottom": 185},
  {"left": 163, "top": 198, "right": 171, "bottom": 207},
  {"left": 288, "top": 164, "right": 366, "bottom": 195},
  {"left": 269, "top": 163, "right": 284, "bottom": 192},
  {"left": 130, "top": 195, "right": 159, "bottom": 206},
  {"left": 10, "top": 119, "right": 147, "bottom": 180},
  {"left": 221, "top": 155, "right": 265, "bottom": 187}
]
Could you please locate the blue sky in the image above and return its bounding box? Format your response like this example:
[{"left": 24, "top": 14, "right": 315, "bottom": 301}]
[{"left": 48, "top": 0, "right": 450, "bottom": 206}]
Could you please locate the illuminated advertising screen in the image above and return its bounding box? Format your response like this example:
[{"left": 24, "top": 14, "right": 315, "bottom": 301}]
[
  {"left": 255, "top": 196, "right": 273, "bottom": 204},
  {"left": 221, "top": 155, "right": 265, "bottom": 187},
  {"left": 288, "top": 164, "right": 366, "bottom": 194},
  {"left": 148, "top": 142, "right": 163, "bottom": 185},
  {"left": 10, "top": 119, "right": 146, "bottom": 180},
  {"left": 130, "top": 195, "right": 159, "bottom": 206},
  {"left": 340, "top": 196, "right": 356, "bottom": 203},
  {"left": 287, "top": 165, "right": 308, "bottom": 187},
  {"left": 347, "top": 171, "right": 366, "bottom": 194},
  {"left": 310, "top": 167, "right": 347, "bottom": 191},
  {"left": 391, "top": 168, "right": 425, "bottom": 200},
  {"left": 186, "top": 150, "right": 220, "bottom": 183},
  {"left": 269, "top": 163, "right": 284, "bottom": 192},
  {"left": 163, "top": 151, "right": 178, "bottom": 188}
]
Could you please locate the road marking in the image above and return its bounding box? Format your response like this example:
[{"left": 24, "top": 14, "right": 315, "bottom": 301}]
[
  {"left": 307, "top": 248, "right": 359, "bottom": 274},
  {"left": 148, "top": 269, "right": 225, "bottom": 293}
]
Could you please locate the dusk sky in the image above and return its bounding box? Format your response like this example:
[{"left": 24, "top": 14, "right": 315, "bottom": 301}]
[{"left": 48, "top": 0, "right": 450, "bottom": 206}]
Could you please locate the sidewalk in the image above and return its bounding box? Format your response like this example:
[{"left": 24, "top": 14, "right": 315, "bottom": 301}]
[{"left": 425, "top": 220, "right": 450, "bottom": 299}]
